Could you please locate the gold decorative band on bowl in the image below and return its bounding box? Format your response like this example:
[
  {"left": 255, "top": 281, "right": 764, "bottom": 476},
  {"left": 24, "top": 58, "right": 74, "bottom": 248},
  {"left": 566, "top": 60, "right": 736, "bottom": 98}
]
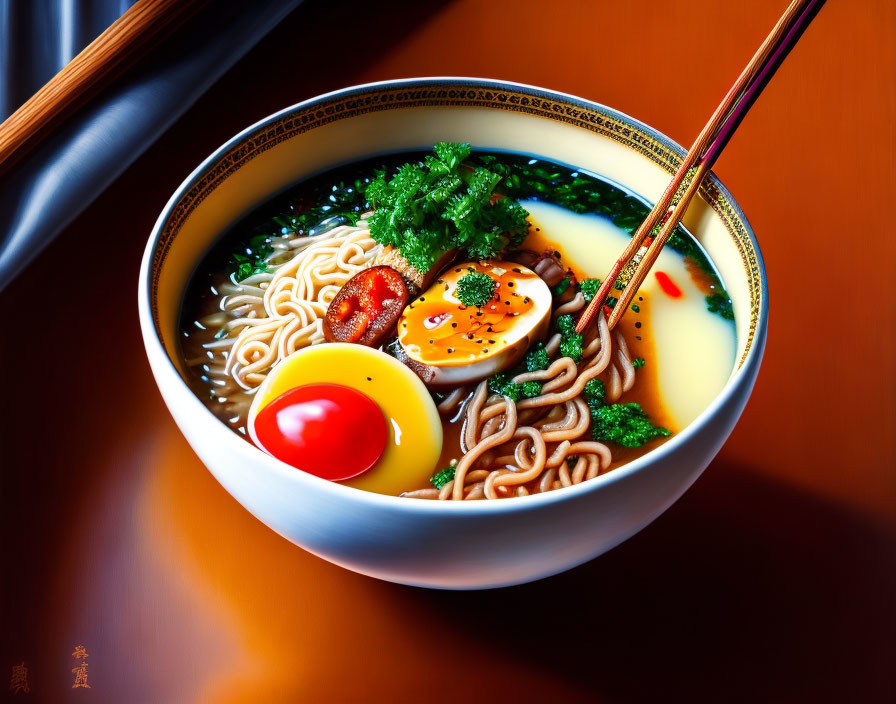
[{"left": 151, "top": 83, "right": 761, "bottom": 367}]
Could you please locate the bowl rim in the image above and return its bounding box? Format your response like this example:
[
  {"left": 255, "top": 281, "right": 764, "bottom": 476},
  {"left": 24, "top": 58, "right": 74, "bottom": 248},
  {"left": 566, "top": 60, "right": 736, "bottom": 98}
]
[{"left": 138, "top": 76, "right": 768, "bottom": 515}]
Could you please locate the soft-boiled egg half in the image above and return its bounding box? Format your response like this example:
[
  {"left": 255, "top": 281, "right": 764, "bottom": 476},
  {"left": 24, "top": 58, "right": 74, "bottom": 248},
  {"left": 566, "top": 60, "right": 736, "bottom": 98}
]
[
  {"left": 397, "top": 260, "right": 552, "bottom": 387},
  {"left": 248, "top": 343, "right": 442, "bottom": 496}
]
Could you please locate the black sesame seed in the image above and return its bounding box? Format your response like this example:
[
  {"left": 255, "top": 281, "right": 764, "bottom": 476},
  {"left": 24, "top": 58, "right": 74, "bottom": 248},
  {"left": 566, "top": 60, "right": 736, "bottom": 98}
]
[
  {"left": 635, "top": 322, "right": 642, "bottom": 328},
  {"left": 504, "top": 301, "right": 510, "bottom": 306},
  {"left": 420, "top": 297, "right": 425, "bottom": 302},
  {"left": 451, "top": 323, "right": 458, "bottom": 328},
  {"left": 507, "top": 282, "right": 514, "bottom": 288},
  {"left": 638, "top": 296, "right": 643, "bottom": 301},
  {"left": 488, "top": 339, "right": 496, "bottom": 344},
  {"left": 429, "top": 339, "right": 434, "bottom": 344},
  {"left": 476, "top": 311, "right": 483, "bottom": 317},
  {"left": 523, "top": 297, "right": 531, "bottom": 304},
  {"left": 447, "top": 348, "right": 454, "bottom": 353},
  {"left": 483, "top": 349, "right": 488, "bottom": 353},
  {"left": 512, "top": 268, "right": 522, "bottom": 273},
  {"left": 366, "top": 377, "right": 372, "bottom": 381},
  {"left": 636, "top": 336, "right": 642, "bottom": 341}
]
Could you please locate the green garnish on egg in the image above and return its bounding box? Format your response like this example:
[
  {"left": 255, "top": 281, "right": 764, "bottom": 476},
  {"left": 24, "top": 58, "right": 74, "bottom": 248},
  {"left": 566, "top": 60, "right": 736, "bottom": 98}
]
[{"left": 455, "top": 271, "right": 497, "bottom": 308}]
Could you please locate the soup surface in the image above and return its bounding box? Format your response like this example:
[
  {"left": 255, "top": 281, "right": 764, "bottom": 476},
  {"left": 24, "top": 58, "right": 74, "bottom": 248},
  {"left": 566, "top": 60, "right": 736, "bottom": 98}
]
[{"left": 179, "top": 148, "right": 735, "bottom": 498}]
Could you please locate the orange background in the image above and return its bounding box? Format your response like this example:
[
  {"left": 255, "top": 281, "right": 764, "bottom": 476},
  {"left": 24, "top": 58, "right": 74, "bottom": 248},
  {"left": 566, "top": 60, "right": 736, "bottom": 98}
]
[{"left": 2, "top": 0, "right": 894, "bottom": 701}]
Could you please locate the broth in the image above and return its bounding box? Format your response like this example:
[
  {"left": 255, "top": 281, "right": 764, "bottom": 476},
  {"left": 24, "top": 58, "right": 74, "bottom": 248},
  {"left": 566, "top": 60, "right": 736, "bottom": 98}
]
[{"left": 179, "top": 149, "right": 736, "bottom": 496}]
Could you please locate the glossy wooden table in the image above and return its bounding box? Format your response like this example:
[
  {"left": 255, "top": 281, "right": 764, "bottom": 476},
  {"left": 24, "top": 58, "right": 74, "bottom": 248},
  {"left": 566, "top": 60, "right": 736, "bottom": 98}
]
[{"left": 2, "top": 0, "right": 894, "bottom": 701}]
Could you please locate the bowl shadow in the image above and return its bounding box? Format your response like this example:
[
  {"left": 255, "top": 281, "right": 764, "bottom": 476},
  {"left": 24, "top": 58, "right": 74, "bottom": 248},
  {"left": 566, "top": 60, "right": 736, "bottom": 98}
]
[{"left": 401, "top": 459, "right": 896, "bottom": 703}]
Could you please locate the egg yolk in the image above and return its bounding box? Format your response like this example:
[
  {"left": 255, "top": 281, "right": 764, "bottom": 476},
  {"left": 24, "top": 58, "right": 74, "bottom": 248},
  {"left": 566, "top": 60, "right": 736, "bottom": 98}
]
[
  {"left": 247, "top": 343, "right": 443, "bottom": 495},
  {"left": 253, "top": 384, "right": 387, "bottom": 481},
  {"left": 399, "top": 261, "right": 543, "bottom": 366}
]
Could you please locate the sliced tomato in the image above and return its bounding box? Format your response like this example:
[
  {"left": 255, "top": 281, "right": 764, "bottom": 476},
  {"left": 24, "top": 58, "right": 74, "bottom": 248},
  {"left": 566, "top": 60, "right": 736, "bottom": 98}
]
[{"left": 324, "top": 266, "right": 409, "bottom": 346}]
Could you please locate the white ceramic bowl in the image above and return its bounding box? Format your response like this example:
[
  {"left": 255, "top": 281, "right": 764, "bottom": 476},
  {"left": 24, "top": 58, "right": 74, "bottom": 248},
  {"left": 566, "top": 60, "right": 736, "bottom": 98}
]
[{"left": 138, "top": 78, "right": 767, "bottom": 589}]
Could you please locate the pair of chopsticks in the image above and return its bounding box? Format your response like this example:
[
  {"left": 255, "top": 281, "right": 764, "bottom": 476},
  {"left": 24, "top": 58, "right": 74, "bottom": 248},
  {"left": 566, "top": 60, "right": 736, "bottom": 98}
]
[
  {"left": 575, "top": 0, "right": 826, "bottom": 334},
  {"left": 0, "top": 0, "right": 210, "bottom": 177}
]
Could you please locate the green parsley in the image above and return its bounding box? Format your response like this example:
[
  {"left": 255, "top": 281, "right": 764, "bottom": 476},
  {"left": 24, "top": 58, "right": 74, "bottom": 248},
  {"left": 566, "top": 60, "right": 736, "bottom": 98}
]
[
  {"left": 364, "top": 142, "right": 530, "bottom": 273},
  {"left": 556, "top": 314, "right": 576, "bottom": 336},
  {"left": 524, "top": 342, "right": 550, "bottom": 372},
  {"left": 559, "top": 333, "right": 584, "bottom": 362},
  {"left": 579, "top": 278, "right": 601, "bottom": 302},
  {"left": 705, "top": 290, "right": 735, "bottom": 320},
  {"left": 591, "top": 403, "right": 671, "bottom": 448},
  {"left": 456, "top": 271, "right": 496, "bottom": 307},
  {"left": 554, "top": 313, "right": 583, "bottom": 362},
  {"left": 487, "top": 371, "right": 518, "bottom": 400},
  {"left": 486, "top": 362, "right": 544, "bottom": 403},
  {"left": 520, "top": 380, "right": 543, "bottom": 398},
  {"left": 551, "top": 275, "right": 571, "bottom": 296},
  {"left": 583, "top": 378, "right": 606, "bottom": 407},
  {"left": 430, "top": 466, "right": 456, "bottom": 489},
  {"left": 632, "top": 358, "right": 646, "bottom": 368}
]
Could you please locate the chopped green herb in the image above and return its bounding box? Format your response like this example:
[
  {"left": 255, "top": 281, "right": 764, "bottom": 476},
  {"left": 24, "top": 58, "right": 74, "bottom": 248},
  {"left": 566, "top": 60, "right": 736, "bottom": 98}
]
[
  {"left": 524, "top": 342, "right": 550, "bottom": 372},
  {"left": 556, "top": 314, "right": 576, "bottom": 336},
  {"left": 456, "top": 271, "right": 496, "bottom": 307},
  {"left": 632, "top": 358, "right": 646, "bottom": 368},
  {"left": 613, "top": 279, "right": 626, "bottom": 291},
  {"left": 430, "top": 466, "right": 456, "bottom": 489},
  {"left": 559, "top": 333, "right": 584, "bottom": 362},
  {"left": 630, "top": 304, "right": 640, "bottom": 313},
  {"left": 487, "top": 371, "right": 519, "bottom": 401},
  {"left": 365, "top": 142, "right": 530, "bottom": 272},
  {"left": 705, "top": 290, "right": 735, "bottom": 320},
  {"left": 520, "top": 380, "right": 543, "bottom": 398},
  {"left": 579, "top": 278, "right": 601, "bottom": 302},
  {"left": 583, "top": 378, "right": 606, "bottom": 406},
  {"left": 551, "top": 275, "right": 571, "bottom": 296},
  {"left": 591, "top": 403, "right": 671, "bottom": 448},
  {"left": 554, "top": 313, "right": 583, "bottom": 362},
  {"left": 486, "top": 353, "right": 544, "bottom": 404}
]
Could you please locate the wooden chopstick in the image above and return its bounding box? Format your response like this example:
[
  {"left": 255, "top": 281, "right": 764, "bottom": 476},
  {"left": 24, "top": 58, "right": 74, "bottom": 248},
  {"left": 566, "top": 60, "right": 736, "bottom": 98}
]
[
  {"left": 575, "top": 0, "right": 825, "bottom": 334},
  {"left": 0, "top": 0, "right": 210, "bottom": 176}
]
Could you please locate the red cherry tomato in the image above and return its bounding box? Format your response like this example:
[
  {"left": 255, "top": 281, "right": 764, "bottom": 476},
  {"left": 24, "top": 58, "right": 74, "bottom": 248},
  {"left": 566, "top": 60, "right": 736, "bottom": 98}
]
[{"left": 253, "top": 383, "right": 387, "bottom": 481}]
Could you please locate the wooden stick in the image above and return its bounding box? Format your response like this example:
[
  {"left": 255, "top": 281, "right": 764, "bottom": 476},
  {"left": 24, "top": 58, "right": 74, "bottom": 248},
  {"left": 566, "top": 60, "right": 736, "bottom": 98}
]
[
  {"left": 606, "top": 0, "right": 826, "bottom": 330},
  {"left": 575, "top": 0, "right": 823, "bottom": 334},
  {"left": 607, "top": 160, "right": 710, "bottom": 330},
  {"left": 0, "top": 0, "right": 209, "bottom": 175}
]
